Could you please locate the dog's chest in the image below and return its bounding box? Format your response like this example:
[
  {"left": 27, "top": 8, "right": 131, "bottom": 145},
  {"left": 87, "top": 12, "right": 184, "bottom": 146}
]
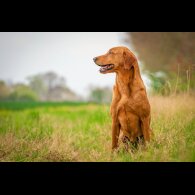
[{"left": 116, "top": 96, "right": 129, "bottom": 113}]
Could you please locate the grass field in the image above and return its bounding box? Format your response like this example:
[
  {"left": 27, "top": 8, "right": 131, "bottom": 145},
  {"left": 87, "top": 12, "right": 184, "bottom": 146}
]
[{"left": 0, "top": 95, "right": 195, "bottom": 162}]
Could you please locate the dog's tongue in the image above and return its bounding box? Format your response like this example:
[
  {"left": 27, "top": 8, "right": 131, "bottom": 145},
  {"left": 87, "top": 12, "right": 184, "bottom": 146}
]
[
  {"left": 99, "top": 64, "right": 114, "bottom": 73},
  {"left": 100, "top": 66, "right": 107, "bottom": 72}
]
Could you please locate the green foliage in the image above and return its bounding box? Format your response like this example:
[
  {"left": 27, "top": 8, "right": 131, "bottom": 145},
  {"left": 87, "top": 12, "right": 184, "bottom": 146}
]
[
  {"left": 148, "top": 72, "right": 168, "bottom": 95},
  {"left": 8, "top": 84, "right": 38, "bottom": 101},
  {"left": 0, "top": 81, "right": 10, "bottom": 100},
  {"left": 88, "top": 86, "right": 112, "bottom": 103},
  {"left": 27, "top": 75, "right": 47, "bottom": 98},
  {"left": 148, "top": 70, "right": 195, "bottom": 95}
]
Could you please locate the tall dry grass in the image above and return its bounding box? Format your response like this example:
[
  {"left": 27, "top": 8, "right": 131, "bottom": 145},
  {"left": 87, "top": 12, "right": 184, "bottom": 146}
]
[{"left": 0, "top": 95, "right": 194, "bottom": 161}]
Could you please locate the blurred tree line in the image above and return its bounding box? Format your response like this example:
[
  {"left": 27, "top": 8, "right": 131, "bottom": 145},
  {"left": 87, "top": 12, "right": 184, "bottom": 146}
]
[
  {"left": 0, "top": 72, "right": 81, "bottom": 102},
  {"left": 125, "top": 32, "right": 195, "bottom": 95},
  {"left": 27, "top": 72, "right": 79, "bottom": 101},
  {"left": 0, "top": 71, "right": 112, "bottom": 103},
  {"left": 88, "top": 86, "right": 112, "bottom": 104}
]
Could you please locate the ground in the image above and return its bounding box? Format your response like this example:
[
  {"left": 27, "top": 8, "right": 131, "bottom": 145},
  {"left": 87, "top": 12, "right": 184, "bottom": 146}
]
[{"left": 0, "top": 95, "right": 195, "bottom": 162}]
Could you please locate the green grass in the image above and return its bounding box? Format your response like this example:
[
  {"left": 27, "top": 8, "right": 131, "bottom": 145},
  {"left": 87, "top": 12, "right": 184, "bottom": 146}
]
[{"left": 0, "top": 95, "right": 195, "bottom": 162}]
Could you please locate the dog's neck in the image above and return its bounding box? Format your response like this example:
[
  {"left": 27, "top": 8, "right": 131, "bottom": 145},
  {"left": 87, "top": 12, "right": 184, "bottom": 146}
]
[{"left": 116, "top": 61, "right": 144, "bottom": 97}]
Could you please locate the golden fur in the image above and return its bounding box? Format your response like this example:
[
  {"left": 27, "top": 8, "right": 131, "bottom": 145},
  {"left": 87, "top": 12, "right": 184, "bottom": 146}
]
[{"left": 93, "top": 46, "right": 152, "bottom": 150}]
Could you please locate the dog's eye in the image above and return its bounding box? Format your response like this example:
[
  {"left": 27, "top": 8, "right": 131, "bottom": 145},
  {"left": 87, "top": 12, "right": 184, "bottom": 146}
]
[{"left": 109, "top": 51, "right": 113, "bottom": 54}]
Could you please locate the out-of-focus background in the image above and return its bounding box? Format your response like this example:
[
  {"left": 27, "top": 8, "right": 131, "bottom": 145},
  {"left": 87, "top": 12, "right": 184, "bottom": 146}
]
[
  {"left": 1, "top": 32, "right": 194, "bottom": 103},
  {"left": 0, "top": 32, "right": 195, "bottom": 162}
]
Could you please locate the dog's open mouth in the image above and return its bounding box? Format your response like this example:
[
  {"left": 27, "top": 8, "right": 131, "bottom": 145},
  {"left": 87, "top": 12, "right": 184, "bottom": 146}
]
[{"left": 99, "top": 64, "right": 114, "bottom": 73}]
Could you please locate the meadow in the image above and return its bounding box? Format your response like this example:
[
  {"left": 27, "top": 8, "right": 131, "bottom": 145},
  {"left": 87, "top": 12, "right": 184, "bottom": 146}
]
[{"left": 0, "top": 95, "right": 195, "bottom": 162}]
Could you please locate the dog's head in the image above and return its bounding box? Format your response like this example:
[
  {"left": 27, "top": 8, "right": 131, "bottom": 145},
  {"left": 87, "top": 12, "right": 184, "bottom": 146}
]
[{"left": 93, "top": 46, "right": 137, "bottom": 74}]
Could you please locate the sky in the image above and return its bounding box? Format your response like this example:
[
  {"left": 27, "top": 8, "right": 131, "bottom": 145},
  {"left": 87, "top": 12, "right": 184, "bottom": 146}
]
[{"left": 0, "top": 32, "right": 148, "bottom": 97}]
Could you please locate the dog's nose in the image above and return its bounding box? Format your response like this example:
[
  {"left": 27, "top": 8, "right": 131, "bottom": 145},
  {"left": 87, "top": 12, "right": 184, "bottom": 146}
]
[{"left": 93, "top": 57, "right": 97, "bottom": 62}]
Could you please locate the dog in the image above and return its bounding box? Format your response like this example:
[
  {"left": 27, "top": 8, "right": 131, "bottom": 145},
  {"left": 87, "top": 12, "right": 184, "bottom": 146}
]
[{"left": 93, "top": 46, "right": 152, "bottom": 150}]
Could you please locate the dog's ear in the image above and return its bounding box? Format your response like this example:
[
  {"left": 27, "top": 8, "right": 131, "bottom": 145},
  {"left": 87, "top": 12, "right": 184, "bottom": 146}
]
[{"left": 123, "top": 51, "right": 135, "bottom": 70}]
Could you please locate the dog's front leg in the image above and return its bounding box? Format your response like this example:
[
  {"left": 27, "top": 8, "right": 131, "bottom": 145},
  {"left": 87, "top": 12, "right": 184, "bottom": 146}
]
[
  {"left": 110, "top": 84, "right": 121, "bottom": 150},
  {"left": 141, "top": 116, "right": 151, "bottom": 142},
  {"left": 111, "top": 119, "right": 120, "bottom": 150}
]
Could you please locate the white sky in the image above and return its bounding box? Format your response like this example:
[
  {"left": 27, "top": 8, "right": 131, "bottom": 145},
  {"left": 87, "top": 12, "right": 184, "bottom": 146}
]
[{"left": 0, "top": 32, "right": 149, "bottom": 97}]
